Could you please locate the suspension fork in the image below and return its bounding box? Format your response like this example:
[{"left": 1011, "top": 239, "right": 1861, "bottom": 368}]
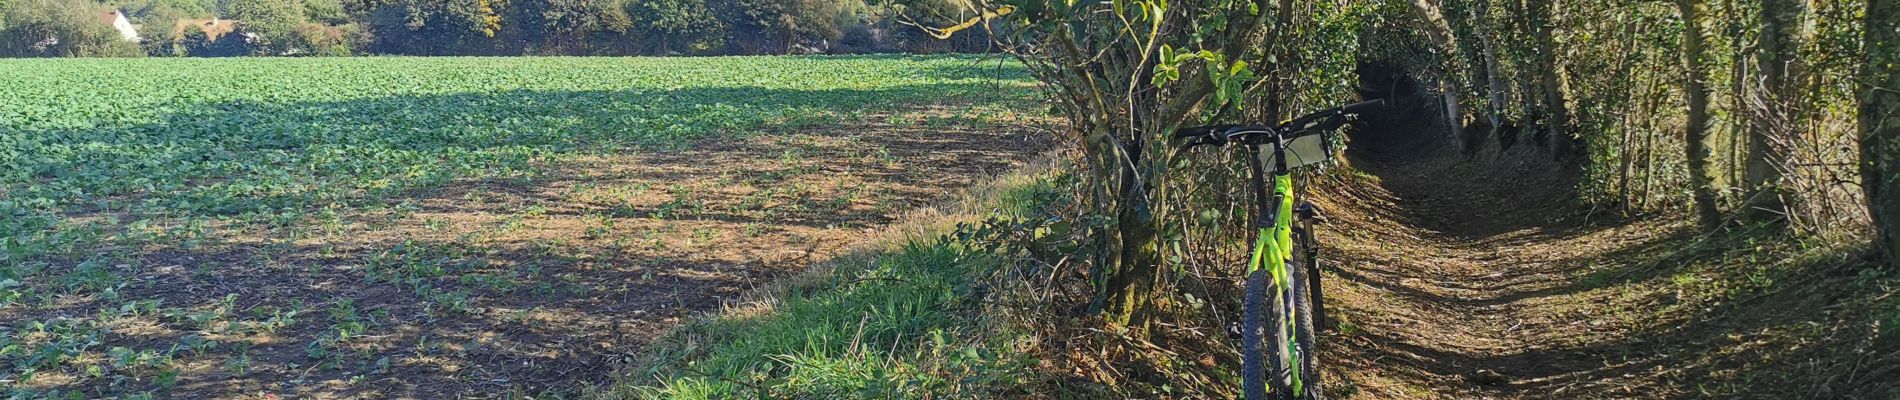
[{"left": 1295, "top": 203, "right": 1327, "bottom": 331}]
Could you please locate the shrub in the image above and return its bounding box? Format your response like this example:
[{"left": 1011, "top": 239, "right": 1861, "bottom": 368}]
[
  {"left": 837, "top": 22, "right": 878, "bottom": 53},
  {"left": 291, "top": 22, "right": 362, "bottom": 56},
  {"left": 0, "top": 0, "right": 143, "bottom": 57}
]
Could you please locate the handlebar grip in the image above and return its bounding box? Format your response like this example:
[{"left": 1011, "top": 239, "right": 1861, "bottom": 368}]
[
  {"left": 1174, "top": 124, "right": 1241, "bottom": 149},
  {"left": 1340, "top": 98, "right": 1385, "bottom": 115},
  {"left": 1174, "top": 124, "right": 1239, "bottom": 140}
]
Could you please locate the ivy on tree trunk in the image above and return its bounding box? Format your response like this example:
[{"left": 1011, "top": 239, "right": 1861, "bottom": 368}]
[
  {"left": 1678, "top": 0, "right": 1725, "bottom": 231},
  {"left": 1863, "top": 0, "right": 1899, "bottom": 269}
]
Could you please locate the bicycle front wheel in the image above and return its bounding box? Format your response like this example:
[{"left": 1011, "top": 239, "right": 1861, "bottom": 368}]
[
  {"left": 1243, "top": 246, "right": 1325, "bottom": 399},
  {"left": 1241, "top": 266, "right": 1285, "bottom": 400}
]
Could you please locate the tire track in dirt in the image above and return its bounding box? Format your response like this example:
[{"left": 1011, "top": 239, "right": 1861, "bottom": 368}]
[{"left": 1316, "top": 142, "right": 1684, "bottom": 399}]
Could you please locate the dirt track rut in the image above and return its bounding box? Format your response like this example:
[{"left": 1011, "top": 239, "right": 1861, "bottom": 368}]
[{"left": 1316, "top": 145, "right": 1687, "bottom": 399}]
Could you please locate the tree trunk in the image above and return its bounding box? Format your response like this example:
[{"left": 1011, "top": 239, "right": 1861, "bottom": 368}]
[
  {"left": 1614, "top": 28, "right": 1649, "bottom": 212},
  {"left": 1406, "top": 0, "right": 1469, "bottom": 136},
  {"left": 1678, "top": 0, "right": 1723, "bottom": 230},
  {"left": 1103, "top": 167, "right": 1162, "bottom": 327},
  {"left": 1640, "top": 113, "right": 1658, "bottom": 210},
  {"left": 1444, "top": 89, "right": 1463, "bottom": 137},
  {"left": 1514, "top": 0, "right": 1543, "bottom": 143},
  {"left": 1101, "top": 106, "right": 1165, "bottom": 329},
  {"left": 1406, "top": 0, "right": 1462, "bottom": 62},
  {"left": 1260, "top": 0, "right": 1298, "bottom": 121},
  {"left": 1063, "top": 0, "right": 1279, "bottom": 330},
  {"left": 1748, "top": 0, "right": 1807, "bottom": 223},
  {"left": 1728, "top": 36, "right": 1748, "bottom": 188},
  {"left": 1637, "top": 43, "right": 1671, "bottom": 211},
  {"left": 1530, "top": 0, "right": 1573, "bottom": 159},
  {"left": 1480, "top": 2, "right": 1506, "bottom": 130},
  {"left": 1862, "top": 0, "right": 1899, "bottom": 269}
]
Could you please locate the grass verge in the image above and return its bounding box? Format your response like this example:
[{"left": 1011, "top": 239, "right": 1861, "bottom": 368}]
[
  {"left": 593, "top": 156, "right": 1081, "bottom": 399},
  {"left": 1580, "top": 222, "right": 1899, "bottom": 398},
  {"left": 591, "top": 147, "right": 1899, "bottom": 399}
]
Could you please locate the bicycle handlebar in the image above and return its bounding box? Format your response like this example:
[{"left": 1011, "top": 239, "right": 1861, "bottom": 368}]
[
  {"left": 1282, "top": 98, "right": 1384, "bottom": 133},
  {"left": 1174, "top": 98, "right": 1386, "bottom": 150},
  {"left": 1340, "top": 98, "right": 1385, "bottom": 115}
]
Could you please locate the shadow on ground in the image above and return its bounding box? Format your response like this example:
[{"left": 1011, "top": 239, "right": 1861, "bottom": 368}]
[
  {"left": 1, "top": 85, "right": 1054, "bottom": 398},
  {"left": 1315, "top": 113, "right": 1894, "bottom": 399}
]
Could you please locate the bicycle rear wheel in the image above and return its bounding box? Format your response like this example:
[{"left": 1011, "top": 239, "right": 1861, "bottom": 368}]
[{"left": 1287, "top": 249, "right": 1325, "bottom": 400}]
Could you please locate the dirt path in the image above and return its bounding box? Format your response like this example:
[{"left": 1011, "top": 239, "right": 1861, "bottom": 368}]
[{"left": 1316, "top": 142, "right": 1698, "bottom": 399}]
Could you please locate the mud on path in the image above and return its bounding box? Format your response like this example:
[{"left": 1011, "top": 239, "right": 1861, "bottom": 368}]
[
  {"left": 1314, "top": 139, "right": 1736, "bottom": 399},
  {"left": 7, "top": 107, "right": 1053, "bottom": 398}
]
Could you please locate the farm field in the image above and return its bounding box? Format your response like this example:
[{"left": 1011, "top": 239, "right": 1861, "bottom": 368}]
[{"left": 0, "top": 56, "right": 1053, "bottom": 398}]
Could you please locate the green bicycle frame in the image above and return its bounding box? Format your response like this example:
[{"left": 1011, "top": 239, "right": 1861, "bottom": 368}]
[
  {"left": 1185, "top": 99, "right": 1376, "bottom": 400},
  {"left": 1246, "top": 174, "right": 1296, "bottom": 276},
  {"left": 1243, "top": 135, "right": 1300, "bottom": 274},
  {"left": 1245, "top": 148, "right": 1307, "bottom": 397}
]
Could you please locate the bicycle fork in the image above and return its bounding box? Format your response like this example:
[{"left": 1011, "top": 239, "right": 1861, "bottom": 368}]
[{"left": 1295, "top": 203, "right": 1326, "bottom": 332}]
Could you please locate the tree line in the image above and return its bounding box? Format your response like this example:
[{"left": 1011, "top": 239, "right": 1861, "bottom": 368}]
[
  {"left": 947, "top": 0, "right": 1893, "bottom": 330},
  {"left": 0, "top": 0, "right": 991, "bottom": 57}
]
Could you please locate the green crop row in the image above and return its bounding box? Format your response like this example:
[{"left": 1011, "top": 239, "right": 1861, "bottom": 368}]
[{"left": 0, "top": 55, "right": 1035, "bottom": 265}]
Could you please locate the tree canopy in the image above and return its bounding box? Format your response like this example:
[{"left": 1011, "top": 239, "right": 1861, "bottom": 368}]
[{"left": 0, "top": 0, "right": 991, "bottom": 56}]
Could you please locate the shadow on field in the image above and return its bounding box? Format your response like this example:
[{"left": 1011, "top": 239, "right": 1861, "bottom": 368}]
[
  {"left": 14, "top": 81, "right": 1027, "bottom": 219},
  {"left": 5, "top": 83, "right": 1054, "bottom": 398}
]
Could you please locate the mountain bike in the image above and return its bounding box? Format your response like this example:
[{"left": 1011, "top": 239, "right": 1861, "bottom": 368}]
[{"left": 1175, "top": 98, "right": 1385, "bottom": 400}]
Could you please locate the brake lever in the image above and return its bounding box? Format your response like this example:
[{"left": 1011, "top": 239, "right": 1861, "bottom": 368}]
[
  {"left": 1174, "top": 125, "right": 1234, "bottom": 150},
  {"left": 1179, "top": 135, "right": 1222, "bottom": 150}
]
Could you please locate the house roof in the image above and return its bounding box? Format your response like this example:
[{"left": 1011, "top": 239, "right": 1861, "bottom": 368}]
[
  {"left": 174, "top": 19, "right": 240, "bottom": 42},
  {"left": 98, "top": 10, "right": 140, "bottom": 42}
]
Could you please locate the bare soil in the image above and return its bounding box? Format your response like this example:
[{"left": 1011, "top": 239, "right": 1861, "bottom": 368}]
[
  {"left": 11, "top": 107, "right": 1054, "bottom": 399},
  {"left": 1313, "top": 140, "right": 1889, "bottom": 398}
]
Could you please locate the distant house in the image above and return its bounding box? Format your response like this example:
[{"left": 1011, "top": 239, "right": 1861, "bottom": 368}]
[
  {"left": 97, "top": 10, "right": 140, "bottom": 42},
  {"left": 173, "top": 18, "right": 241, "bottom": 42}
]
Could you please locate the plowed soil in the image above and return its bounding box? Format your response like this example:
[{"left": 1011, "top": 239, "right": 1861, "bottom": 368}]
[{"left": 8, "top": 107, "right": 1053, "bottom": 398}]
